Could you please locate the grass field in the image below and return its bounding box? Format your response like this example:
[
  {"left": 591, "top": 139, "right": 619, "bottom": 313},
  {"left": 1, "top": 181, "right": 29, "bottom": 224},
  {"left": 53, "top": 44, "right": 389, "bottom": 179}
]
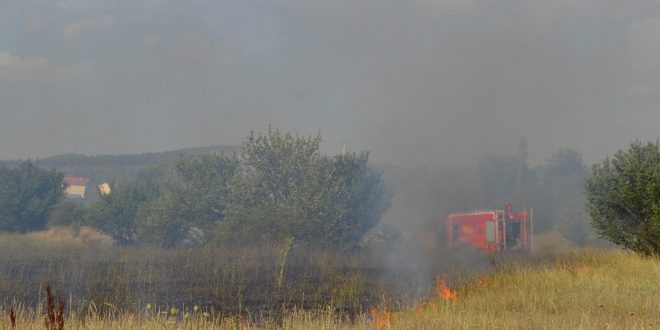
[
  {"left": 390, "top": 249, "right": 659, "bottom": 329},
  {"left": 0, "top": 228, "right": 431, "bottom": 320},
  {"left": 1, "top": 247, "right": 658, "bottom": 329}
]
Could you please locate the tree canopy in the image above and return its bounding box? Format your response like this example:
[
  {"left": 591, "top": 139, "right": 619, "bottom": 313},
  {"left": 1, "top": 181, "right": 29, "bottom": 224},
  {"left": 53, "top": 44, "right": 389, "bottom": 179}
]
[
  {"left": 0, "top": 162, "right": 64, "bottom": 232},
  {"left": 87, "top": 181, "right": 155, "bottom": 245},
  {"left": 138, "top": 154, "right": 241, "bottom": 247},
  {"left": 83, "top": 128, "right": 391, "bottom": 249},
  {"left": 585, "top": 141, "right": 660, "bottom": 256},
  {"left": 224, "top": 128, "right": 391, "bottom": 249}
]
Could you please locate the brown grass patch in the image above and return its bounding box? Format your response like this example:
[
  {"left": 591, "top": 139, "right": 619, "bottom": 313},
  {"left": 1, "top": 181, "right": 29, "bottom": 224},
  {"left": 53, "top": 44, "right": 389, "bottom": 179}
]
[{"left": 21, "top": 226, "right": 113, "bottom": 246}]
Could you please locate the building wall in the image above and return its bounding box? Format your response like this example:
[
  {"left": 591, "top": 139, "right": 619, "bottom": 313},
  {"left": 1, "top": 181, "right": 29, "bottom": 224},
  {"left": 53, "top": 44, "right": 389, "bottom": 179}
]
[{"left": 65, "top": 185, "right": 87, "bottom": 199}]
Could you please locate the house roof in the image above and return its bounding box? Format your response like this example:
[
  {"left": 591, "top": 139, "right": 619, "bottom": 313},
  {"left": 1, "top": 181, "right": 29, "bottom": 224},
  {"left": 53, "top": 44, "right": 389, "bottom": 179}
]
[{"left": 63, "top": 176, "right": 90, "bottom": 186}]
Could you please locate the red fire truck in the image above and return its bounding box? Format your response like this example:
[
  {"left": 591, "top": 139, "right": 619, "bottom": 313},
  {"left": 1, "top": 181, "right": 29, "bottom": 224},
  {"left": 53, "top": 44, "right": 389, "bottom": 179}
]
[{"left": 446, "top": 203, "right": 533, "bottom": 253}]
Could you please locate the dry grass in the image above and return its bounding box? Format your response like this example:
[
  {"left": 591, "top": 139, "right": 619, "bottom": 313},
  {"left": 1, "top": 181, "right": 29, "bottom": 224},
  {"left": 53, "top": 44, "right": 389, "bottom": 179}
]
[
  {"left": 1, "top": 249, "right": 657, "bottom": 329},
  {"left": 0, "top": 233, "right": 406, "bottom": 318},
  {"left": 392, "top": 249, "right": 659, "bottom": 329},
  {"left": 15, "top": 226, "right": 113, "bottom": 246}
]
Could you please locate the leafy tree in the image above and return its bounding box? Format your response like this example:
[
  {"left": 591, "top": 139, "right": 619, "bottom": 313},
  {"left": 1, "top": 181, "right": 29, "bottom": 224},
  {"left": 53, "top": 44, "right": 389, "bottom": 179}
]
[
  {"left": 474, "top": 139, "right": 536, "bottom": 208},
  {"left": 514, "top": 138, "right": 531, "bottom": 201},
  {"left": 476, "top": 155, "right": 520, "bottom": 206},
  {"left": 585, "top": 141, "right": 660, "bottom": 256},
  {"left": 137, "top": 192, "right": 193, "bottom": 248},
  {"left": 241, "top": 128, "right": 322, "bottom": 211},
  {"left": 87, "top": 181, "right": 154, "bottom": 245},
  {"left": 312, "top": 152, "right": 391, "bottom": 247},
  {"left": 138, "top": 154, "right": 241, "bottom": 247},
  {"left": 538, "top": 149, "right": 594, "bottom": 243},
  {"left": 0, "top": 162, "right": 64, "bottom": 232},
  {"left": 170, "top": 154, "right": 241, "bottom": 229},
  {"left": 48, "top": 201, "right": 88, "bottom": 228},
  {"left": 227, "top": 128, "right": 323, "bottom": 243},
  {"left": 135, "top": 166, "right": 167, "bottom": 191},
  {"left": 233, "top": 128, "right": 391, "bottom": 249}
]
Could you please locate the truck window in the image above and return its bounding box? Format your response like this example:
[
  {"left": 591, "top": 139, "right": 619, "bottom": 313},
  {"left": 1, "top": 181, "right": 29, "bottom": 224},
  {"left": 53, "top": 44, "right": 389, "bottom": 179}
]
[
  {"left": 486, "top": 221, "right": 495, "bottom": 243},
  {"left": 452, "top": 222, "right": 460, "bottom": 242},
  {"left": 506, "top": 221, "right": 521, "bottom": 249}
]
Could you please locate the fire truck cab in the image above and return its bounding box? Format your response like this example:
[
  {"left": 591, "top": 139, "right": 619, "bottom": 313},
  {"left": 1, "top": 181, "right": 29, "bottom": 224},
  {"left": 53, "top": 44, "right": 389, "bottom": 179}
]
[{"left": 446, "top": 203, "right": 533, "bottom": 253}]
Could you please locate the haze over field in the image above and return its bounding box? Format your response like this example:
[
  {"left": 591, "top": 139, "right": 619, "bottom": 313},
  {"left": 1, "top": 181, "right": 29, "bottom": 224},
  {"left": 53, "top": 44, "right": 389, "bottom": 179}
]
[
  {"left": 2, "top": 0, "right": 660, "bottom": 167},
  {"left": 2, "top": 3, "right": 660, "bottom": 328}
]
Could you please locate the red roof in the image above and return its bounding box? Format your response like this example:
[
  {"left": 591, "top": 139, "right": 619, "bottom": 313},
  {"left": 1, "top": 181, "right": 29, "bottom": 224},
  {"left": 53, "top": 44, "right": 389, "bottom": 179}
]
[{"left": 63, "top": 176, "right": 90, "bottom": 186}]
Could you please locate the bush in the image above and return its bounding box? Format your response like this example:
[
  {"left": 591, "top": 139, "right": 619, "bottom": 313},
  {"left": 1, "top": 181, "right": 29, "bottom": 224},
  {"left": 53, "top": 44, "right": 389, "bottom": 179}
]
[
  {"left": 87, "top": 181, "right": 155, "bottom": 245},
  {"left": 585, "top": 140, "right": 660, "bottom": 256},
  {"left": 230, "top": 128, "right": 391, "bottom": 249},
  {"left": 0, "top": 162, "right": 64, "bottom": 232},
  {"left": 48, "top": 201, "right": 87, "bottom": 228}
]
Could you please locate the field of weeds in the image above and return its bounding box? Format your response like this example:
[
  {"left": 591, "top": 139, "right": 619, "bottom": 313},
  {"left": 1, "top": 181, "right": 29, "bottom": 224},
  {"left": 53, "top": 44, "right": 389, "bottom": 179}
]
[
  {"left": 0, "top": 229, "right": 436, "bottom": 319},
  {"left": 394, "top": 249, "right": 659, "bottom": 329},
  {"left": 0, "top": 232, "right": 657, "bottom": 329}
]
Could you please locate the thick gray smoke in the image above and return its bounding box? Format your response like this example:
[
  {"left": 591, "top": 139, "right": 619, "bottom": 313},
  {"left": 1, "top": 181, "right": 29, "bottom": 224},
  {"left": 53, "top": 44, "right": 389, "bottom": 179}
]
[{"left": 1, "top": 1, "right": 659, "bottom": 167}]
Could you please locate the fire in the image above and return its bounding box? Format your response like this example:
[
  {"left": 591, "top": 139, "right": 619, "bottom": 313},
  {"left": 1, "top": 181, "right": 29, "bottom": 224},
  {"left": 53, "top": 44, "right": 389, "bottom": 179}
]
[
  {"left": 436, "top": 274, "right": 458, "bottom": 301},
  {"left": 576, "top": 263, "right": 590, "bottom": 273},
  {"left": 477, "top": 278, "right": 488, "bottom": 288},
  {"left": 369, "top": 305, "right": 391, "bottom": 328},
  {"left": 414, "top": 302, "right": 423, "bottom": 315}
]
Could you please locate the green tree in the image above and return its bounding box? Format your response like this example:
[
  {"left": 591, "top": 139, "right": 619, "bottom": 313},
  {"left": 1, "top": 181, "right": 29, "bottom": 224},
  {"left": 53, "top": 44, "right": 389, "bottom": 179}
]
[
  {"left": 227, "top": 128, "right": 322, "bottom": 243},
  {"left": 515, "top": 138, "right": 530, "bottom": 201},
  {"left": 170, "top": 154, "right": 241, "bottom": 229},
  {"left": 0, "top": 162, "right": 64, "bottom": 232},
  {"left": 241, "top": 128, "right": 322, "bottom": 211},
  {"left": 476, "top": 155, "right": 519, "bottom": 206},
  {"left": 138, "top": 154, "right": 241, "bottom": 247},
  {"left": 87, "top": 181, "right": 154, "bottom": 245},
  {"left": 137, "top": 191, "right": 192, "bottom": 248},
  {"left": 135, "top": 166, "right": 167, "bottom": 191},
  {"left": 539, "top": 149, "right": 594, "bottom": 244},
  {"left": 48, "top": 201, "right": 88, "bottom": 228},
  {"left": 585, "top": 141, "right": 660, "bottom": 256},
  {"left": 232, "top": 128, "right": 391, "bottom": 248},
  {"left": 313, "top": 152, "right": 391, "bottom": 247}
]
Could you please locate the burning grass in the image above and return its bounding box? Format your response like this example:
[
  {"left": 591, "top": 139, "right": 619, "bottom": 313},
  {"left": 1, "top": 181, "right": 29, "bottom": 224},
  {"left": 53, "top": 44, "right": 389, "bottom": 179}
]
[
  {"left": 395, "top": 249, "right": 659, "bottom": 329},
  {"left": 434, "top": 274, "right": 457, "bottom": 302},
  {"left": 1, "top": 248, "right": 657, "bottom": 329}
]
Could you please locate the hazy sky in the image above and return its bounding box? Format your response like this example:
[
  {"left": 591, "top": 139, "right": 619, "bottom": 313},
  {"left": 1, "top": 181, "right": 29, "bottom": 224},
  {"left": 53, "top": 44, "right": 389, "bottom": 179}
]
[{"left": 2, "top": 0, "right": 659, "bottom": 167}]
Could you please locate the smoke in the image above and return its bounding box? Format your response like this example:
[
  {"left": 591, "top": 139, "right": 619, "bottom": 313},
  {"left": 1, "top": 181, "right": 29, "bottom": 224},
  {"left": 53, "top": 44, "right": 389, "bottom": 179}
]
[
  {"left": 1, "top": 0, "right": 657, "bottom": 306},
  {"left": 1, "top": 1, "right": 659, "bottom": 166}
]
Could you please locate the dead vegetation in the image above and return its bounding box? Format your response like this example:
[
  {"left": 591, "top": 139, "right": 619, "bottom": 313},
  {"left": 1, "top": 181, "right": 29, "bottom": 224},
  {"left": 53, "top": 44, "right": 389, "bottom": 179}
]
[{"left": 1, "top": 249, "right": 657, "bottom": 329}]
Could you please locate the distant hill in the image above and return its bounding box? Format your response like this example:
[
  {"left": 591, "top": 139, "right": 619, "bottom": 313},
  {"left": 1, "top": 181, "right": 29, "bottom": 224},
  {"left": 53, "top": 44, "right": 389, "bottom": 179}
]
[
  {"left": 0, "top": 146, "right": 410, "bottom": 206},
  {"left": 0, "top": 145, "right": 240, "bottom": 183}
]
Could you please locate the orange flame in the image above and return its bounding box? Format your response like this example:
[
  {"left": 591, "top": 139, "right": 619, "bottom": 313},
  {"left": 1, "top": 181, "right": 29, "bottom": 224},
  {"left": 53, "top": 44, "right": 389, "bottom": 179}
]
[
  {"left": 436, "top": 274, "right": 458, "bottom": 301},
  {"left": 576, "top": 264, "right": 589, "bottom": 273},
  {"left": 477, "top": 278, "right": 488, "bottom": 288},
  {"left": 414, "top": 302, "right": 423, "bottom": 315},
  {"left": 369, "top": 305, "right": 391, "bottom": 328}
]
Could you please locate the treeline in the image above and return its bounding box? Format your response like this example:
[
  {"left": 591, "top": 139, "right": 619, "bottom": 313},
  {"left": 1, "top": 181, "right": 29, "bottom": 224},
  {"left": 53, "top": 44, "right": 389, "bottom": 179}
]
[
  {"left": 379, "top": 139, "right": 597, "bottom": 249},
  {"left": 383, "top": 139, "right": 657, "bottom": 257},
  {"left": 1, "top": 129, "right": 390, "bottom": 249},
  {"left": 2, "top": 132, "right": 657, "bottom": 255},
  {"left": 0, "top": 145, "right": 238, "bottom": 183},
  {"left": 0, "top": 162, "right": 63, "bottom": 232}
]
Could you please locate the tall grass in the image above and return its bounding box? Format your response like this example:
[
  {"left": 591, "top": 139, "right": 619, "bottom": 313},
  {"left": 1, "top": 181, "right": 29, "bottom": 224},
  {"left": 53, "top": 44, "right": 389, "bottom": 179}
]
[
  {"left": 1, "top": 249, "right": 657, "bottom": 329},
  {"left": 393, "top": 249, "right": 659, "bottom": 329},
  {"left": 0, "top": 231, "right": 426, "bottom": 318},
  {"left": 1, "top": 229, "right": 657, "bottom": 329}
]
